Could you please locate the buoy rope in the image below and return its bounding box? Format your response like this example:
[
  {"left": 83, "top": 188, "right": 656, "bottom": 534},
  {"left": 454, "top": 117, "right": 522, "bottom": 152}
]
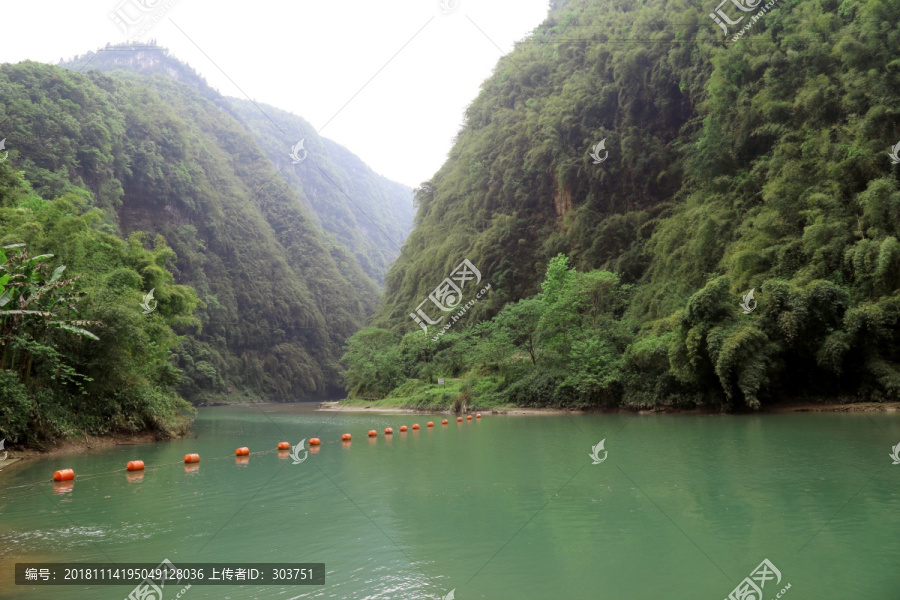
[{"left": 2, "top": 417, "right": 481, "bottom": 492}]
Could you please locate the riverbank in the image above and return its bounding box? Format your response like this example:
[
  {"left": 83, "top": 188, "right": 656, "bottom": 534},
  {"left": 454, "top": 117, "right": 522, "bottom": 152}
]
[
  {"left": 317, "top": 401, "right": 578, "bottom": 415},
  {"left": 8, "top": 398, "right": 896, "bottom": 464},
  {"left": 0, "top": 431, "right": 164, "bottom": 466},
  {"left": 324, "top": 397, "right": 900, "bottom": 415}
]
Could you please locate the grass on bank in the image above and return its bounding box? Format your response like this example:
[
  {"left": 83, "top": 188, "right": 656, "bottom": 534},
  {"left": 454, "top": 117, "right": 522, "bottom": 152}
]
[{"left": 338, "top": 377, "right": 516, "bottom": 411}]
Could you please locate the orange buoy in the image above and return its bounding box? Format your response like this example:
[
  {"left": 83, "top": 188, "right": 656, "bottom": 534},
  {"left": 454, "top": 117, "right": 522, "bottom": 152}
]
[
  {"left": 442, "top": 419, "right": 449, "bottom": 425},
  {"left": 183, "top": 453, "right": 200, "bottom": 463},
  {"left": 412, "top": 423, "right": 420, "bottom": 430},
  {"left": 277, "top": 442, "right": 290, "bottom": 450},
  {"left": 399, "top": 425, "right": 408, "bottom": 432},
  {"left": 53, "top": 469, "right": 75, "bottom": 482},
  {"left": 467, "top": 415, "right": 472, "bottom": 420},
  {"left": 309, "top": 438, "right": 321, "bottom": 446},
  {"left": 341, "top": 433, "right": 352, "bottom": 441},
  {"left": 476, "top": 413, "right": 482, "bottom": 418},
  {"left": 385, "top": 427, "right": 393, "bottom": 435},
  {"left": 457, "top": 417, "right": 463, "bottom": 422},
  {"left": 235, "top": 447, "right": 250, "bottom": 456},
  {"left": 427, "top": 421, "right": 434, "bottom": 427},
  {"left": 126, "top": 460, "right": 145, "bottom": 471},
  {"left": 368, "top": 430, "right": 377, "bottom": 437}
]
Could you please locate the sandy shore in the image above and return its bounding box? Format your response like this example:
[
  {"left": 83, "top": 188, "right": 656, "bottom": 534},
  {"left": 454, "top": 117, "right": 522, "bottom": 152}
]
[
  {"left": 765, "top": 401, "right": 900, "bottom": 413},
  {"left": 0, "top": 431, "right": 162, "bottom": 466},
  {"left": 317, "top": 400, "right": 900, "bottom": 415},
  {"left": 316, "top": 402, "right": 577, "bottom": 415}
]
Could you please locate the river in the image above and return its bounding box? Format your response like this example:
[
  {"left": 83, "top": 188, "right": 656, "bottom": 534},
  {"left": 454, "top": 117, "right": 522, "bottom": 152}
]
[{"left": 1, "top": 404, "right": 899, "bottom": 599}]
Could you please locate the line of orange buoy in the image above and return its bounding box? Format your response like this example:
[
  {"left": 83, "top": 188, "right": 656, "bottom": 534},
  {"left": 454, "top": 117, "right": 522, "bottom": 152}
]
[{"left": 50, "top": 415, "right": 485, "bottom": 481}]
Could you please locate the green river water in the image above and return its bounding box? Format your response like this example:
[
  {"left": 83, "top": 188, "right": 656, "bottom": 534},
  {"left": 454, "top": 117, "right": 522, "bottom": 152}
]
[{"left": 1, "top": 404, "right": 899, "bottom": 599}]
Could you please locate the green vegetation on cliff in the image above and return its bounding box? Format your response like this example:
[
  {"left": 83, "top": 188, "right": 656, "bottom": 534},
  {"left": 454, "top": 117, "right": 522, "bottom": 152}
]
[
  {"left": 60, "top": 43, "right": 414, "bottom": 285},
  {"left": 0, "top": 58, "right": 382, "bottom": 408},
  {"left": 345, "top": 0, "right": 900, "bottom": 410},
  {"left": 0, "top": 163, "right": 198, "bottom": 445}
]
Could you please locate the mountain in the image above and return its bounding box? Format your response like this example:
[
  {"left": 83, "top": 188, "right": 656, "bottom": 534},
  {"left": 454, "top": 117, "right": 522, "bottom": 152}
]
[
  {"left": 224, "top": 98, "right": 414, "bottom": 285},
  {"left": 0, "top": 58, "right": 380, "bottom": 402},
  {"left": 346, "top": 0, "right": 900, "bottom": 409},
  {"left": 59, "top": 43, "right": 415, "bottom": 284}
]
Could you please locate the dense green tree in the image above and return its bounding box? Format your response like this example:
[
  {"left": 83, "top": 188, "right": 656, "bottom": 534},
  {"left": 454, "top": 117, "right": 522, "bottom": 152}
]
[
  {"left": 0, "top": 58, "right": 386, "bottom": 403},
  {"left": 346, "top": 0, "right": 900, "bottom": 410},
  {"left": 0, "top": 163, "right": 199, "bottom": 445}
]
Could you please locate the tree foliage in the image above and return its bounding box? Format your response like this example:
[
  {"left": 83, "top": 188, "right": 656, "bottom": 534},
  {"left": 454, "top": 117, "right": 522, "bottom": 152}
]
[
  {"left": 350, "top": 0, "right": 900, "bottom": 409},
  {"left": 0, "top": 57, "right": 388, "bottom": 403},
  {"left": 0, "top": 163, "right": 199, "bottom": 444}
]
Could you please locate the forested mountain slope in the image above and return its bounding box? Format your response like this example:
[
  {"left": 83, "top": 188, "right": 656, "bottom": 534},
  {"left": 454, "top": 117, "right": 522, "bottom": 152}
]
[
  {"left": 225, "top": 99, "right": 414, "bottom": 284},
  {"left": 60, "top": 43, "right": 414, "bottom": 284},
  {"left": 348, "top": 0, "right": 900, "bottom": 409},
  {"left": 0, "top": 60, "right": 377, "bottom": 402}
]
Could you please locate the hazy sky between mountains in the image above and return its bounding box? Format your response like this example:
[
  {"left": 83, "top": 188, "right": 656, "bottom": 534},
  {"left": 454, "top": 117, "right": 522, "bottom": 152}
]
[{"left": 3, "top": 0, "right": 552, "bottom": 188}]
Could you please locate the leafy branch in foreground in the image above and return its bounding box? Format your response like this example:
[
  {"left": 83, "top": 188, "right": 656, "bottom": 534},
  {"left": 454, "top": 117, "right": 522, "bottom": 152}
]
[{"left": 0, "top": 243, "right": 101, "bottom": 386}]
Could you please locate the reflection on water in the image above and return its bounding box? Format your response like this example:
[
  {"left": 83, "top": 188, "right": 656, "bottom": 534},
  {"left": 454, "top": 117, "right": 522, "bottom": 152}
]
[{"left": 0, "top": 404, "right": 898, "bottom": 599}]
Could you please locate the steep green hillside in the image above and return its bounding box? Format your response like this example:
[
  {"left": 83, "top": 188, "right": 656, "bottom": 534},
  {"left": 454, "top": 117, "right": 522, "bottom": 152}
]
[
  {"left": 60, "top": 43, "right": 414, "bottom": 284},
  {"left": 0, "top": 163, "right": 199, "bottom": 445},
  {"left": 225, "top": 99, "right": 414, "bottom": 284},
  {"left": 348, "top": 0, "right": 900, "bottom": 409},
  {"left": 0, "top": 60, "right": 377, "bottom": 402}
]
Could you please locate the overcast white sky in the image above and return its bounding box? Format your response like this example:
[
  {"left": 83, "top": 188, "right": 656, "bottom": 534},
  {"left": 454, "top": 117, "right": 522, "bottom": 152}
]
[{"left": 2, "top": 0, "right": 552, "bottom": 188}]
